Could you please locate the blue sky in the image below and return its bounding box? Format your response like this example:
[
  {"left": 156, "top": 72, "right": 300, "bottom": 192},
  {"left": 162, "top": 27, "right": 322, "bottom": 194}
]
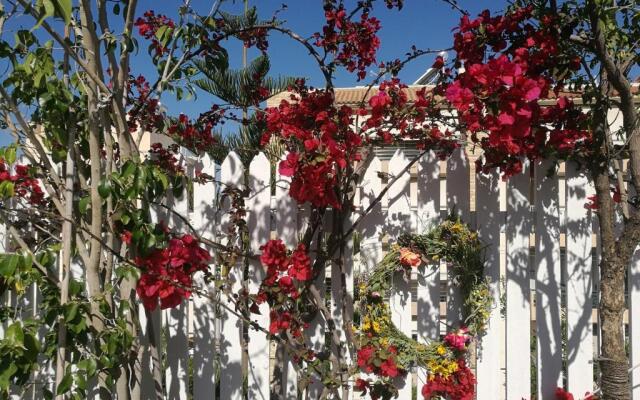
[
  {"left": 148, "top": 0, "right": 509, "bottom": 115},
  {"left": 0, "top": 0, "right": 509, "bottom": 146}
]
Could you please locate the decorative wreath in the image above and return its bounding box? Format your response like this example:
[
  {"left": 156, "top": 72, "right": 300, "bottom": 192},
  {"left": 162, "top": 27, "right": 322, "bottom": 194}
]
[{"left": 354, "top": 216, "right": 492, "bottom": 400}]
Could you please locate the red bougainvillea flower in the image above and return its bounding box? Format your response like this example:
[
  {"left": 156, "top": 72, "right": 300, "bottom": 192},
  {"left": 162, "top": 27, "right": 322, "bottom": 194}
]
[
  {"left": 288, "top": 244, "right": 313, "bottom": 281},
  {"left": 314, "top": 4, "right": 382, "bottom": 80},
  {"left": 120, "top": 231, "right": 132, "bottom": 245},
  {"left": 0, "top": 161, "right": 45, "bottom": 205},
  {"left": 134, "top": 10, "right": 175, "bottom": 57},
  {"left": 135, "top": 234, "right": 210, "bottom": 310},
  {"left": 260, "top": 239, "right": 289, "bottom": 270},
  {"left": 399, "top": 247, "right": 421, "bottom": 268},
  {"left": 256, "top": 240, "right": 314, "bottom": 339},
  {"left": 446, "top": 7, "right": 591, "bottom": 178},
  {"left": 584, "top": 195, "right": 598, "bottom": 210},
  {"left": 354, "top": 378, "right": 370, "bottom": 394},
  {"left": 555, "top": 388, "right": 575, "bottom": 400},
  {"left": 444, "top": 327, "right": 471, "bottom": 350}
]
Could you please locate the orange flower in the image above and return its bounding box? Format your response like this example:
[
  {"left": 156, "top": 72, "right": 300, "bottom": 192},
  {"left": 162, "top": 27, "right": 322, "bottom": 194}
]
[{"left": 399, "top": 247, "right": 421, "bottom": 267}]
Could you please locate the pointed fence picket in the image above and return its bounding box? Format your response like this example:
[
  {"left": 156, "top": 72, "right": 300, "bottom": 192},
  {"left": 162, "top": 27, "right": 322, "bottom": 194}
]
[
  {"left": 219, "top": 152, "right": 245, "bottom": 400},
  {"left": 535, "top": 160, "right": 563, "bottom": 400},
  {"left": 505, "top": 161, "right": 532, "bottom": 400},
  {"left": 416, "top": 151, "right": 441, "bottom": 389},
  {"left": 246, "top": 153, "right": 272, "bottom": 400},
  {"left": 191, "top": 153, "right": 218, "bottom": 400},
  {"left": 475, "top": 170, "right": 503, "bottom": 398},
  {"left": 274, "top": 157, "right": 299, "bottom": 400},
  {"left": 565, "top": 163, "right": 595, "bottom": 396},
  {"left": 6, "top": 149, "right": 640, "bottom": 400},
  {"left": 446, "top": 145, "right": 470, "bottom": 325},
  {"left": 387, "top": 150, "right": 414, "bottom": 399}
]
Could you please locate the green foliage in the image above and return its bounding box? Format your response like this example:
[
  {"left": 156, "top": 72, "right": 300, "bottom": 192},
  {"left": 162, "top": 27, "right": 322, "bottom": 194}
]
[
  {"left": 195, "top": 55, "right": 294, "bottom": 108},
  {"left": 195, "top": 54, "right": 295, "bottom": 164}
]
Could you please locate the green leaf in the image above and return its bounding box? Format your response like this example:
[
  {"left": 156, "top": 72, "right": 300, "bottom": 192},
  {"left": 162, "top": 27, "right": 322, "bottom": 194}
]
[
  {"left": 121, "top": 160, "right": 136, "bottom": 179},
  {"left": 78, "top": 196, "right": 90, "bottom": 215},
  {"left": 54, "top": 0, "right": 72, "bottom": 25},
  {"left": 6, "top": 322, "right": 24, "bottom": 346},
  {"left": 56, "top": 372, "right": 72, "bottom": 395},
  {"left": 64, "top": 302, "right": 79, "bottom": 322},
  {"left": 0, "top": 254, "right": 19, "bottom": 277},
  {"left": 34, "top": 0, "right": 56, "bottom": 29},
  {"left": 4, "top": 146, "right": 16, "bottom": 164},
  {"left": 113, "top": 3, "right": 120, "bottom": 15},
  {"left": 0, "top": 180, "right": 15, "bottom": 198},
  {"left": 120, "top": 213, "right": 130, "bottom": 225},
  {"left": 0, "top": 361, "right": 17, "bottom": 391},
  {"left": 98, "top": 180, "right": 111, "bottom": 198}
]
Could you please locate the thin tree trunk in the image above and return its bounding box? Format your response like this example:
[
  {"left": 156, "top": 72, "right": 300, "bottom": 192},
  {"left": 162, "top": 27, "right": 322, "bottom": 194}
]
[
  {"left": 590, "top": 74, "right": 632, "bottom": 400},
  {"left": 78, "top": 1, "right": 110, "bottom": 397},
  {"left": 54, "top": 26, "right": 75, "bottom": 398}
]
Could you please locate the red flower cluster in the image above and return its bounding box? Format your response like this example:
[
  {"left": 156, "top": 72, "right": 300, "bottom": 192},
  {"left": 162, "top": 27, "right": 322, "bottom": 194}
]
[
  {"left": 421, "top": 359, "right": 476, "bottom": 400},
  {"left": 256, "top": 240, "right": 313, "bottom": 337},
  {"left": 148, "top": 143, "right": 184, "bottom": 176},
  {"left": 447, "top": 8, "right": 590, "bottom": 177},
  {"left": 0, "top": 162, "right": 44, "bottom": 205},
  {"left": 135, "top": 234, "right": 211, "bottom": 310},
  {"left": 134, "top": 10, "right": 175, "bottom": 57},
  {"left": 444, "top": 327, "right": 471, "bottom": 351},
  {"left": 356, "top": 345, "right": 401, "bottom": 378},
  {"left": 363, "top": 79, "right": 459, "bottom": 156},
  {"left": 314, "top": 4, "right": 382, "bottom": 80},
  {"left": 127, "top": 75, "right": 164, "bottom": 133},
  {"left": 584, "top": 185, "right": 622, "bottom": 210},
  {"left": 237, "top": 27, "right": 269, "bottom": 52},
  {"left": 168, "top": 113, "right": 218, "bottom": 155},
  {"left": 262, "top": 83, "right": 362, "bottom": 208},
  {"left": 554, "top": 387, "right": 596, "bottom": 400}
]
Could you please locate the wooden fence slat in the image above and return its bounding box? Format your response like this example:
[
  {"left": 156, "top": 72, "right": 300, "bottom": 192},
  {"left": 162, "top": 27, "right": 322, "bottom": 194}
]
[
  {"left": 275, "top": 158, "right": 299, "bottom": 399},
  {"left": 535, "top": 160, "right": 563, "bottom": 399},
  {"left": 446, "top": 146, "right": 470, "bottom": 325},
  {"left": 192, "top": 154, "right": 218, "bottom": 400},
  {"left": 359, "top": 156, "right": 384, "bottom": 273},
  {"left": 387, "top": 149, "right": 413, "bottom": 398},
  {"left": 330, "top": 214, "right": 355, "bottom": 398},
  {"left": 565, "top": 162, "right": 594, "bottom": 396},
  {"left": 416, "top": 151, "right": 441, "bottom": 388},
  {"left": 305, "top": 207, "right": 325, "bottom": 400},
  {"left": 219, "top": 152, "right": 245, "bottom": 400},
  {"left": 476, "top": 170, "right": 503, "bottom": 398},
  {"left": 165, "top": 187, "right": 190, "bottom": 400},
  {"left": 246, "top": 153, "right": 271, "bottom": 400},
  {"left": 506, "top": 160, "right": 532, "bottom": 400},
  {"left": 353, "top": 157, "right": 384, "bottom": 399}
]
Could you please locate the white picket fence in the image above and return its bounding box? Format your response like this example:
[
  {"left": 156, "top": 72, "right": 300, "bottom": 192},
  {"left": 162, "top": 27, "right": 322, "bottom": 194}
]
[{"left": 3, "top": 147, "right": 640, "bottom": 399}]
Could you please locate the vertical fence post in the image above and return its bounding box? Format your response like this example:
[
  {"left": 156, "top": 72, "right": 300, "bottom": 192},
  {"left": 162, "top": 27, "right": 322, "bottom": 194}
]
[
  {"left": 506, "top": 160, "right": 532, "bottom": 400},
  {"left": 535, "top": 160, "right": 563, "bottom": 399},
  {"left": 446, "top": 145, "right": 470, "bottom": 324},
  {"left": 218, "top": 152, "right": 245, "bottom": 400},
  {"left": 387, "top": 149, "right": 413, "bottom": 398},
  {"left": 246, "top": 153, "right": 272, "bottom": 399},
  {"left": 416, "top": 151, "right": 441, "bottom": 389},
  {"left": 565, "top": 162, "right": 595, "bottom": 395},
  {"left": 274, "top": 155, "right": 299, "bottom": 399},
  {"left": 192, "top": 153, "right": 218, "bottom": 400},
  {"left": 476, "top": 170, "right": 503, "bottom": 398}
]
